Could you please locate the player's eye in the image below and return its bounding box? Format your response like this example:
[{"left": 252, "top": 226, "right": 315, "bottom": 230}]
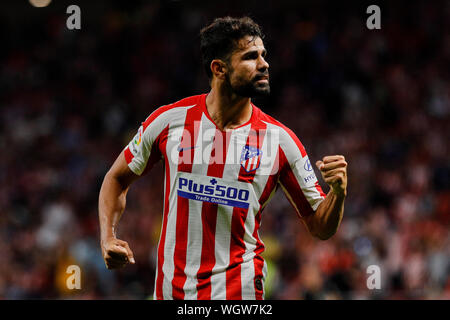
[{"left": 243, "top": 52, "right": 258, "bottom": 60}]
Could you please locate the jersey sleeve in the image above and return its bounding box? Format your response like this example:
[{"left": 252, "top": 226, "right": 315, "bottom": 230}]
[
  {"left": 123, "top": 109, "right": 169, "bottom": 176},
  {"left": 278, "top": 128, "right": 326, "bottom": 218}
]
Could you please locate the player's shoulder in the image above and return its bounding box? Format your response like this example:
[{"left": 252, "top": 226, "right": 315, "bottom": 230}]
[
  {"left": 166, "top": 94, "right": 204, "bottom": 109},
  {"left": 142, "top": 94, "right": 204, "bottom": 130},
  {"left": 256, "top": 107, "right": 297, "bottom": 138},
  {"left": 255, "top": 106, "right": 307, "bottom": 155}
]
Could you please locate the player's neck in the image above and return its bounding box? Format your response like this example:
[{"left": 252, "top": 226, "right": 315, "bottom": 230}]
[{"left": 205, "top": 88, "right": 252, "bottom": 131}]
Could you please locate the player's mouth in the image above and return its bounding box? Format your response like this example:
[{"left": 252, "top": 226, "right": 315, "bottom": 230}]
[{"left": 254, "top": 75, "right": 269, "bottom": 84}]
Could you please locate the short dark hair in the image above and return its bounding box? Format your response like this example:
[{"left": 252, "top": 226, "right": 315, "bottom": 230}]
[{"left": 199, "top": 16, "right": 265, "bottom": 79}]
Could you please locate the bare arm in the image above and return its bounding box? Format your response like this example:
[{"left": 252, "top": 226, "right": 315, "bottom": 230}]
[
  {"left": 302, "top": 155, "right": 347, "bottom": 240},
  {"left": 98, "top": 151, "right": 140, "bottom": 269}
]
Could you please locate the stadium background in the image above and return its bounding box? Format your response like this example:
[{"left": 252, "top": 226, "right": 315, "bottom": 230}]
[{"left": 0, "top": 0, "right": 449, "bottom": 299}]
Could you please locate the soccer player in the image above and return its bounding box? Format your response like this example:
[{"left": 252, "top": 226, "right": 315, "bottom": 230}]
[{"left": 98, "top": 16, "right": 347, "bottom": 300}]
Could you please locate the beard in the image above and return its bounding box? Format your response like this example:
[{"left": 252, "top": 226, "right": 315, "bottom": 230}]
[{"left": 225, "top": 71, "right": 270, "bottom": 98}]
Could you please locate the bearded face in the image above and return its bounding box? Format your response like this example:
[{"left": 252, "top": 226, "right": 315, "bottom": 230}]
[
  {"left": 223, "top": 36, "right": 270, "bottom": 98},
  {"left": 225, "top": 67, "right": 270, "bottom": 97}
]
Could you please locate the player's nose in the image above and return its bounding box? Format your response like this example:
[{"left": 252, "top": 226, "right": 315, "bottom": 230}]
[
  {"left": 257, "top": 55, "right": 269, "bottom": 71},
  {"left": 261, "top": 59, "right": 269, "bottom": 70}
]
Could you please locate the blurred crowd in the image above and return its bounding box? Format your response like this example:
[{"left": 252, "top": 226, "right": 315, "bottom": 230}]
[{"left": 0, "top": 0, "right": 448, "bottom": 299}]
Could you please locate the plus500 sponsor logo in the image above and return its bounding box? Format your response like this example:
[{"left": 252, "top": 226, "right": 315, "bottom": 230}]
[{"left": 178, "top": 178, "right": 250, "bottom": 202}]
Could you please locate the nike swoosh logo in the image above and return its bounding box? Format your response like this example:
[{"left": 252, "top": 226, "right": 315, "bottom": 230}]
[{"left": 177, "top": 146, "right": 198, "bottom": 152}]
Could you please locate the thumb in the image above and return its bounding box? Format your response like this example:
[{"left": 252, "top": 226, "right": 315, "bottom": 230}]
[
  {"left": 128, "top": 252, "right": 135, "bottom": 264},
  {"left": 316, "top": 160, "right": 324, "bottom": 170},
  {"left": 120, "top": 243, "right": 135, "bottom": 264}
]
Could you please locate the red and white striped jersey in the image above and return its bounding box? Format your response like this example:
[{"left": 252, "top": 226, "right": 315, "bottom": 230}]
[{"left": 124, "top": 93, "right": 326, "bottom": 300}]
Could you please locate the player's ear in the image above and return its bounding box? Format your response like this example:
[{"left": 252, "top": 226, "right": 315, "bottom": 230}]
[{"left": 210, "top": 59, "right": 227, "bottom": 80}]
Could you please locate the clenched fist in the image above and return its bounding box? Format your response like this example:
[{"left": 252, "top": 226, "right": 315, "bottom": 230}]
[
  {"left": 101, "top": 237, "right": 135, "bottom": 269},
  {"left": 316, "top": 155, "right": 347, "bottom": 197}
]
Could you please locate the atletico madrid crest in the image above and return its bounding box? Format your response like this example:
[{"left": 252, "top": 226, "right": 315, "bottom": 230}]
[{"left": 240, "top": 145, "right": 263, "bottom": 173}]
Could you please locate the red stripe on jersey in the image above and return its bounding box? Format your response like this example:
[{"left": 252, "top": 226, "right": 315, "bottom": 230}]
[
  {"left": 315, "top": 181, "right": 327, "bottom": 198},
  {"left": 258, "top": 149, "right": 281, "bottom": 207},
  {"left": 196, "top": 129, "right": 232, "bottom": 299},
  {"left": 171, "top": 105, "right": 204, "bottom": 300},
  {"left": 155, "top": 125, "right": 171, "bottom": 300},
  {"left": 226, "top": 121, "right": 267, "bottom": 299},
  {"left": 252, "top": 209, "right": 265, "bottom": 300},
  {"left": 124, "top": 147, "right": 134, "bottom": 164},
  {"left": 279, "top": 147, "right": 315, "bottom": 218},
  {"left": 225, "top": 206, "right": 246, "bottom": 299}
]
